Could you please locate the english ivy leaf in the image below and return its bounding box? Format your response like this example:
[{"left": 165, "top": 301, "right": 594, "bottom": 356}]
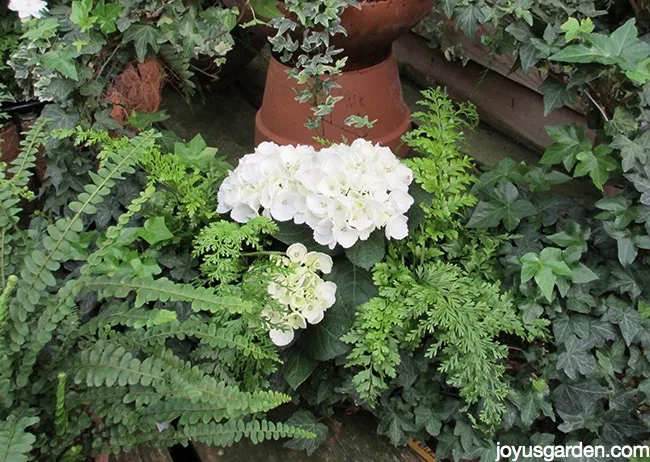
[
  {"left": 21, "top": 18, "right": 59, "bottom": 40},
  {"left": 557, "top": 411, "right": 587, "bottom": 433},
  {"left": 549, "top": 44, "right": 600, "bottom": 63},
  {"left": 122, "top": 24, "right": 160, "bottom": 60},
  {"left": 138, "top": 217, "right": 173, "bottom": 245},
  {"left": 611, "top": 132, "right": 650, "bottom": 172},
  {"left": 600, "top": 410, "right": 647, "bottom": 445},
  {"left": 639, "top": 300, "right": 650, "bottom": 320},
  {"left": 605, "top": 107, "right": 638, "bottom": 138},
  {"left": 249, "top": 0, "right": 284, "bottom": 19},
  {"left": 626, "top": 57, "right": 650, "bottom": 84},
  {"left": 377, "top": 398, "right": 414, "bottom": 446},
  {"left": 440, "top": 0, "right": 459, "bottom": 18},
  {"left": 42, "top": 53, "right": 78, "bottom": 81},
  {"left": 596, "top": 340, "right": 627, "bottom": 376},
  {"left": 454, "top": 4, "right": 484, "bottom": 38},
  {"left": 573, "top": 145, "right": 619, "bottom": 190},
  {"left": 414, "top": 399, "right": 459, "bottom": 437},
  {"left": 541, "top": 125, "right": 592, "bottom": 171},
  {"left": 282, "top": 348, "right": 316, "bottom": 390},
  {"left": 540, "top": 79, "right": 574, "bottom": 116},
  {"left": 553, "top": 314, "right": 580, "bottom": 345},
  {"left": 283, "top": 411, "right": 328, "bottom": 456},
  {"left": 548, "top": 221, "right": 590, "bottom": 255},
  {"left": 506, "top": 21, "right": 534, "bottom": 42},
  {"left": 524, "top": 167, "right": 571, "bottom": 192},
  {"left": 570, "top": 263, "right": 599, "bottom": 284},
  {"left": 345, "top": 231, "right": 385, "bottom": 271},
  {"left": 587, "top": 318, "right": 618, "bottom": 348},
  {"left": 519, "top": 42, "right": 541, "bottom": 74},
  {"left": 552, "top": 379, "right": 607, "bottom": 416},
  {"left": 603, "top": 295, "right": 642, "bottom": 346},
  {"left": 561, "top": 18, "right": 580, "bottom": 42},
  {"left": 467, "top": 181, "right": 536, "bottom": 231},
  {"left": 479, "top": 158, "right": 525, "bottom": 188},
  {"left": 92, "top": 0, "right": 123, "bottom": 35},
  {"left": 520, "top": 248, "right": 572, "bottom": 302},
  {"left": 70, "top": 0, "right": 97, "bottom": 31}
]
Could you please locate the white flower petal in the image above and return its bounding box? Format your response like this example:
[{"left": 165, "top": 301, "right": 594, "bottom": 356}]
[
  {"left": 286, "top": 243, "right": 308, "bottom": 263},
  {"left": 269, "top": 327, "right": 295, "bottom": 346},
  {"left": 385, "top": 214, "right": 409, "bottom": 240}
]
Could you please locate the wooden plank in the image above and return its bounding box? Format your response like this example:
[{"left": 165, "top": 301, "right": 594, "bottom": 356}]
[
  {"left": 402, "top": 79, "right": 542, "bottom": 167},
  {"left": 394, "top": 32, "right": 594, "bottom": 154},
  {"left": 191, "top": 412, "right": 423, "bottom": 462},
  {"left": 413, "top": 17, "right": 546, "bottom": 96},
  {"left": 413, "top": 13, "right": 587, "bottom": 114}
]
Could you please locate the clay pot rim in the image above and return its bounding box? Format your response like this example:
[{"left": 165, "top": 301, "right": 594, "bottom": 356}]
[{"left": 269, "top": 50, "right": 399, "bottom": 73}]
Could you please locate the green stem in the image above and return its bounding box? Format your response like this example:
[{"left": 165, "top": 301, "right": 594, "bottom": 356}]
[{"left": 240, "top": 251, "right": 284, "bottom": 257}]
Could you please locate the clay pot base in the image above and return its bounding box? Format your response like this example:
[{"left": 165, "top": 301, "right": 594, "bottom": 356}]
[{"left": 255, "top": 53, "right": 411, "bottom": 156}]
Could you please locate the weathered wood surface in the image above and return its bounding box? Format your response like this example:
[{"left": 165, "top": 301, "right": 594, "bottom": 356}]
[
  {"left": 191, "top": 412, "right": 422, "bottom": 462},
  {"left": 394, "top": 32, "right": 594, "bottom": 153}
]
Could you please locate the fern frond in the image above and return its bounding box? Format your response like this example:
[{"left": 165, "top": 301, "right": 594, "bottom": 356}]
[
  {"left": 99, "top": 419, "right": 315, "bottom": 454},
  {"left": 82, "top": 275, "right": 254, "bottom": 313},
  {"left": 134, "top": 317, "right": 281, "bottom": 363},
  {"left": 6, "top": 118, "right": 47, "bottom": 190},
  {"left": 77, "top": 303, "right": 177, "bottom": 336},
  {"left": 74, "top": 340, "right": 166, "bottom": 388},
  {"left": 8, "top": 131, "right": 159, "bottom": 347},
  {"left": 0, "top": 413, "right": 39, "bottom": 462}
]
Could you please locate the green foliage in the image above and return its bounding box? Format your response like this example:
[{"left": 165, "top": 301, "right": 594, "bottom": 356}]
[
  {"left": 342, "top": 89, "right": 542, "bottom": 432},
  {"left": 463, "top": 128, "right": 650, "bottom": 452},
  {"left": 268, "top": 0, "right": 361, "bottom": 133},
  {"left": 11, "top": 0, "right": 240, "bottom": 116},
  {"left": 193, "top": 218, "right": 278, "bottom": 284},
  {"left": 282, "top": 410, "right": 328, "bottom": 456},
  {"left": 0, "top": 124, "right": 310, "bottom": 460}
]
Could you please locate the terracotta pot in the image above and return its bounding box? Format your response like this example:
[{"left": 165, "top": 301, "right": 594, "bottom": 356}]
[
  {"left": 256, "top": 53, "right": 411, "bottom": 155},
  {"left": 223, "top": 0, "right": 433, "bottom": 69},
  {"left": 332, "top": 0, "right": 434, "bottom": 70}
]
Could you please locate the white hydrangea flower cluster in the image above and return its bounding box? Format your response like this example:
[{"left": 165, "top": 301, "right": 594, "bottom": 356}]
[
  {"left": 8, "top": 0, "right": 48, "bottom": 21},
  {"left": 262, "top": 243, "right": 336, "bottom": 346},
  {"left": 217, "top": 139, "right": 414, "bottom": 249}
]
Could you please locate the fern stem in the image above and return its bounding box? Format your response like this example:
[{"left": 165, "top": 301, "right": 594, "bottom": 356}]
[{"left": 240, "top": 251, "right": 284, "bottom": 257}]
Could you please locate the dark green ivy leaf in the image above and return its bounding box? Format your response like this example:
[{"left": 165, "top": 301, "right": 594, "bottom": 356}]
[
  {"left": 122, "top": 24, "right": 160, "bottom": 60},
  {"left": 467, "top": 181, "right": 536, "bottom": 231},
  {"left": 557, "top": 335, "right": 597, "bottom": 379},
  {"left": 283, "top": 410, "right": 328, "bottom": 456}
]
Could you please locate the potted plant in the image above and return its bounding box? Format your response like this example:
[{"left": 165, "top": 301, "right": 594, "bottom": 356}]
[{"left": 228, "top": 0, "right": 434, "bottom": 154}]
